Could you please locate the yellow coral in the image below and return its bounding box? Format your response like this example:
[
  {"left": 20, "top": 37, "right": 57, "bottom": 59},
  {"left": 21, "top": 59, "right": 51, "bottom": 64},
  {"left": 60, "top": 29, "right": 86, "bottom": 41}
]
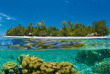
[{"left": 21, "top": 55, "right": 79, "bottom": 74}]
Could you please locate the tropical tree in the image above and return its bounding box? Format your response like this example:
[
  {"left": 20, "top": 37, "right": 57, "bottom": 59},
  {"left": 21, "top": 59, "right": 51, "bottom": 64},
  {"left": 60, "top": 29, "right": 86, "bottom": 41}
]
[
  {"left": 74, "top": 22, "right": 83, "bottom": 29},
  {"left": 25, "top": 23, "right": 34, "bottom": 36},
  {"left": 87, "top": 25, "right": 95, "bottom": 34},
  {"left": 38, "top": 21, "right": 47, "bottom": 36},
  {"left": 6, "top": 20, "right": 109, "bottom": 36},
  {"left": 61, "top": 20, "right": 68, "bottom": 36},
  {"left": 93, "top": 20, "right": 109, "bottom": 36},
  {"left": 68, "top": 21, "right": 74, "bottom": 36},
  {"left": 47, "top": 25, "right": 59, "bottom": 36},
  {"left": 68, "top": 21, "right": 73, "bottom": 29},
  {"left": 36, "top": 23, "right": 41, "bottom": 31}
]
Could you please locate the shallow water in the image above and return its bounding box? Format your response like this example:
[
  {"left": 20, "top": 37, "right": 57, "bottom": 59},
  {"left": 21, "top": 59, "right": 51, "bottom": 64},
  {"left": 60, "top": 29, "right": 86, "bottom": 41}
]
[
  {"left": 0, "top": 37, "right": 110, "bottom": 74},
  {"left": 0, "top": 37, "right": 110, "bottom": 50}
]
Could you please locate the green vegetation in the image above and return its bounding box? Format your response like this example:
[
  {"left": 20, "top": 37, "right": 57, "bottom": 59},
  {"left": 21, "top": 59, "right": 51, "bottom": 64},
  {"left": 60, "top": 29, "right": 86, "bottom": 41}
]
[{"left": 6, "top": 20, "right": 109, "bottom": 36}]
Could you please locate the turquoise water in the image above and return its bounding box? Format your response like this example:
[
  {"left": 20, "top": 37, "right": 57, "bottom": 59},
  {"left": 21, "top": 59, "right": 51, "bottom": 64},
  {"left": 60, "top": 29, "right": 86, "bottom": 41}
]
[
  {"left": 0, "top": 50, "right": 93, "bottom": 74},
  {"left": 0, "top": 37, "right": 110, "bottom": 74}
]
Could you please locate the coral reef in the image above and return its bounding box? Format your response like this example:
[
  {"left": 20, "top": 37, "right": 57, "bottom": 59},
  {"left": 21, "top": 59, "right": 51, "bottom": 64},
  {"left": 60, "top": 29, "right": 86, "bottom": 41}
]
[
  {"left": 8, "top": 39, "right": 85, "bottom": 50},
  {"left": 75, "top": 49, "right": 110, "bottom": 65},
  {"left": 75, "top": 50, "right": 102, "bottom": 65},
  {"left": 61, "top": 43, "right": 84, "bottom": 48},
  {"left": 93, "top": 59, "right": 110, "bottom": 73},
  {"left": 39, "top": 62, "right": 79, "bottom": 74},
  {"left": 1, "top": 54, "right": 79, "bottom": 74},
  {"left": 22, "top": 55, "right": 79, "bottom": 74},
  {"left": 22, "top": 56, "right": 43, "bottom": 74},
  {"left": 97, "top": 49, "right": 110, "bottom": 59},
  {"left": 74, "top": 43, "right": 84, "bottom": 47},
  {"left": 17, "top": 54, "right": 31, "bottom": 64},
  {"left": 1, "top": 61, "right": 22, "bottom": 74}
]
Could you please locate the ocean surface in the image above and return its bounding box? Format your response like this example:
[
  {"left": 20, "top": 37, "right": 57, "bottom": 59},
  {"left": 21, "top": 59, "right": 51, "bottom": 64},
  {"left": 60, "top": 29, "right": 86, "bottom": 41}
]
[{"left": 0, "top": 37, "right": 110, "bottom": 74}]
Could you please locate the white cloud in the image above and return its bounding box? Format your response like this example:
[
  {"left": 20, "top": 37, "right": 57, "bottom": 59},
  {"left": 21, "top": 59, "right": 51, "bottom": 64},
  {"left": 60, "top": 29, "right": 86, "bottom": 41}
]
[
  {"left": 6, "top": 17, "right": 11, "bottom": 20},
  {"left": 65, "top": 1, "right": 70, "bottom": 4},
  {"left": 0, "top": 12, "right": 16, "bottom": 21}
]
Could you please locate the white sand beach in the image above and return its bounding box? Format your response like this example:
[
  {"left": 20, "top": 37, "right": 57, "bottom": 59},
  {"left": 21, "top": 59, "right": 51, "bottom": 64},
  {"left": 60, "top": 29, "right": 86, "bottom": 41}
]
[{"left": 4, "top": 36, "right": 110, "bottom": 39}]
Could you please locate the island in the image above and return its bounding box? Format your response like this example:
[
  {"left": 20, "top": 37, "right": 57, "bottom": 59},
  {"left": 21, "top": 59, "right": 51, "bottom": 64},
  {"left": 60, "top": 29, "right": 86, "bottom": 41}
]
[{"left": 6, "top": 20, "right": 110, "bottom": 37}]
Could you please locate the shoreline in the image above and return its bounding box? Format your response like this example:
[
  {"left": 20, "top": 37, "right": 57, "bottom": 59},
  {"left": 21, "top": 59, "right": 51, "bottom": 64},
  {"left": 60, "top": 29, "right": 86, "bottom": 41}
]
[{"left": 4, "top": 36, "right": 110, "bottom": 39}]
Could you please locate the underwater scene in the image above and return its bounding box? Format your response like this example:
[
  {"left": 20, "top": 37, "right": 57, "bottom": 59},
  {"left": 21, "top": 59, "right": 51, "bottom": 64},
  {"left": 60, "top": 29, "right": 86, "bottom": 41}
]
[{"left": 0, "top": 37, "right": 110, "bottom": 74}]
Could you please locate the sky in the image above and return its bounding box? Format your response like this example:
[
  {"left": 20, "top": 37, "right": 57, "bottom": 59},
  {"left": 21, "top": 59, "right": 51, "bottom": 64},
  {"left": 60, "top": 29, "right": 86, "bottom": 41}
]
[{"left": 0, "top": 0, "right": 110, "bottom": 36}]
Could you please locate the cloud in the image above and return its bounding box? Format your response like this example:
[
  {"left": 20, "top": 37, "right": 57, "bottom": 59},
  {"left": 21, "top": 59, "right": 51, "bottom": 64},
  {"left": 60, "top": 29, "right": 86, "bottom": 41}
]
[
  {"left": 6, "top": 17, "right": 11, "bottom": 20},
  {"left": 0, "top": 12, "right": 16, "bottom": 26},
  {"left": 65, "top": 1, "right": 70, "bottom": 4},
  {"left": 0, "top": 12, "right": 16, "bottom": 21}
]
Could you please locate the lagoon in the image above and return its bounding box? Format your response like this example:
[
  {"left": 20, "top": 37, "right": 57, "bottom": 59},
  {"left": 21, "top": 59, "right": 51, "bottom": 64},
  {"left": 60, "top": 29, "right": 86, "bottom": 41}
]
[{"left": 0, "top": 37, "right": 110, "bottom": 74}]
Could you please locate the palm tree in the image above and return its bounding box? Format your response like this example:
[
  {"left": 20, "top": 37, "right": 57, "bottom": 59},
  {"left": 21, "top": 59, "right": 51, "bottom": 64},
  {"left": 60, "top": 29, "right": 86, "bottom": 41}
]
[
  {"left": 68, "top": 21, "right": 73, "bottom": 28},
  {"left": 27, "top": 23, "right": 33, "bottom": 36},
  {"left": 68, "top": 21, "right": 74, "bottom": 34},
  {"left": 62, "top": 20, "right": 66, "bottom": 26},
  {"left": 61, "top": 20, "right": 67, "bottom": 36},
  {"left": 36, "top": 23, "right": 41, "bottom": 31}
]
